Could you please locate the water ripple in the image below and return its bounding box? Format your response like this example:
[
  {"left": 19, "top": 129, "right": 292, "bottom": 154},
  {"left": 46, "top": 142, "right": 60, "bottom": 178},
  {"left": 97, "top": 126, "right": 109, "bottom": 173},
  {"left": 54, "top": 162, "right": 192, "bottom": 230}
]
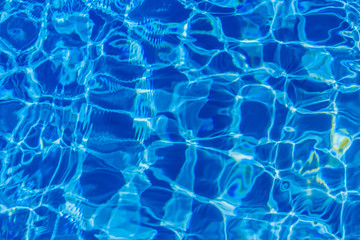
[{"left": 0, "top": 0, "right": 360, "bottom": 239}]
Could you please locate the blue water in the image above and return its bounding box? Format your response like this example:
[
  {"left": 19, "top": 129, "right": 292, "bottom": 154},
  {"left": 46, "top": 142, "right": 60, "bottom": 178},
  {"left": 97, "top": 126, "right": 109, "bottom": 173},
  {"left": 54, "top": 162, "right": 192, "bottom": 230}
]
[{"left": 0, "top": 0, "right": 359, "bottom": 239}]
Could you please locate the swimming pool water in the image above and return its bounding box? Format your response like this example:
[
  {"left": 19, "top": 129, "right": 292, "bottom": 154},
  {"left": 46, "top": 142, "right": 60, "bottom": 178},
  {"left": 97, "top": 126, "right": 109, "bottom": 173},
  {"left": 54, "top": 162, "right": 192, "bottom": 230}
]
[{"left": 0, "top": 0, "right": 360, "bottom": 239}]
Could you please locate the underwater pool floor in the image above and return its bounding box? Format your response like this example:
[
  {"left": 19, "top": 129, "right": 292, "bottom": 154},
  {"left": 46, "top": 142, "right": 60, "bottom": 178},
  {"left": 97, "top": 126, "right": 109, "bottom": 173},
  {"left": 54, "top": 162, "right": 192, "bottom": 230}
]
[{"left": 0, "top": 0, "right": 360, "bottom": 239}]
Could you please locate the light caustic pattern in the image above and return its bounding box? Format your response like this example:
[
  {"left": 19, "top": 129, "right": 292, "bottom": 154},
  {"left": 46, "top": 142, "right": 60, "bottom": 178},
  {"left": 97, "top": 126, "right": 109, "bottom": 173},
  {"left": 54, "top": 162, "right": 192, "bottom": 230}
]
[{"left": 0, "top": 0, "right": 359, "bottom": 239}]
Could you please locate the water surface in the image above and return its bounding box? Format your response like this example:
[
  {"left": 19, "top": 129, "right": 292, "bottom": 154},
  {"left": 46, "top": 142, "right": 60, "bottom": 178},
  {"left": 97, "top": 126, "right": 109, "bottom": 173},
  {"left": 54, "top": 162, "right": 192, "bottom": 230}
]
[{"left": 0, "top": 0, "right": 359, "bottom": 239}]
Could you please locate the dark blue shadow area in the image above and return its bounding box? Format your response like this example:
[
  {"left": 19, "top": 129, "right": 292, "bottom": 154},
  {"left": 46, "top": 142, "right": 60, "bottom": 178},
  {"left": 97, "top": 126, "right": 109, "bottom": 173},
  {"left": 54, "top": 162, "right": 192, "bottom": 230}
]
[
  {"left": 240, "top": 101, "right": 271, "bottom": 139},
  {"left": 194, "top": 149, "right": 223, "bottom": 198},
  {"left": 305, "top": 14, "right": 342, "bottom": 42},
  {"left": 273, "top": 179, "right": 292, "bottom": 212},
  {"left": 208, "top": 52, "right": 240, "bottom": 73},
  {"left": 152, "top": 227, "right": 178, "bottom": 240},
  {"left": 153, "top": 144, "right": 187, "bottom": 180},
  {"left": 35, "top": 60, "right": 61, "bottom": 93},
  {"left": 186, "top": 201, "right": 225, "bottom": 240},
  {"left": 80, "top": 169, "right": 125, "bottom": 204},
  {"left": 150, "top": 66, "right": 188, "bottom": 91},
  {"left": 141, "top": 186, "right": 172, "bottom": 218},
  {"left": 241, "top": 172, "right": 272, "bottom": 209},
  {"left": 275, "top": 143, "right": 293, "bottom": 169},
  {"left": 191, "top": 34, "right": 224, "bottom": 50},
  {"left": 89, "top": 110, "right": 135, "bottom": 139}
]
